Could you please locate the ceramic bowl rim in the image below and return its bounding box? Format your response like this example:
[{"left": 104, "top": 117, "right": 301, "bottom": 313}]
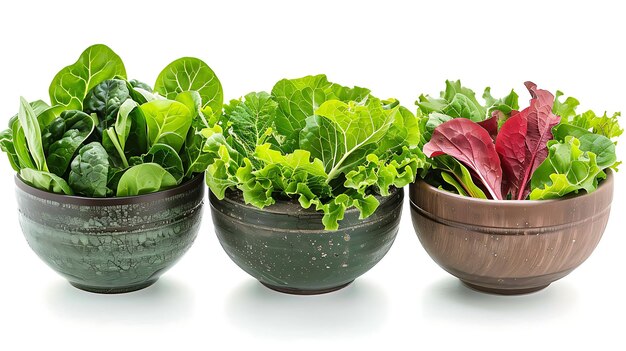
[
  {"left": 15, "top": 172, "right": 204, "bottom": 206},
  {"left": 412, "top": 169, "right": 613, "bottom": 207}
]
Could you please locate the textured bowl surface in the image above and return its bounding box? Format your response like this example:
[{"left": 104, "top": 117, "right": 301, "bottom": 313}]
[
  {"left": 409, "top": 171, "right": 613, "bottom": 295},
  {"left": 15, "top": 174, "right": 204, "bottom": 293},
  {"left": 210, "top": 188, "right": 403, "bottom": 294}
]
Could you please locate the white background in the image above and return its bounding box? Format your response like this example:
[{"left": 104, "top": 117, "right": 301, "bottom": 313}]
[{"left": 0, "top": 0, "right": 624, "bottom": 350}]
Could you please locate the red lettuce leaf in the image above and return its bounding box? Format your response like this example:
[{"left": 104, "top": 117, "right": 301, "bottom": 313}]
[
  {"left": 477, "top": 112, "right": 499, "bottom": 141},
  {"left": 495, "top": 82, "right": 561, "bottom": 200},
  {"left": 423, "top": 118, "right": 503, "bottom": 199}
]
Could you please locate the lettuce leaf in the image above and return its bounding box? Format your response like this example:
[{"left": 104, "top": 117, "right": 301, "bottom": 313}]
[
  {"left": 495, "top": 82, "right": 560, "bottom": 200},
  {"left": 553, "top": 90, "right": 623, "bottom": 140},
  {"left": 205, "top": 75, "right": 423, "bottom": 230},
  {"left": 530, "top": 137, "right": 605, "bottom": 200},
  {"left": 423, "top": 118, "right": 503, "bottom": 200}
]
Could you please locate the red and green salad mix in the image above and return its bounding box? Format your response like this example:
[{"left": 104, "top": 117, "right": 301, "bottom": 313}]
[
  {"left": 0, "top": 44, "right": 222, "bottom": 197},
  {"left": 418, "top": 80, "right": 621, "bottom": 200}
]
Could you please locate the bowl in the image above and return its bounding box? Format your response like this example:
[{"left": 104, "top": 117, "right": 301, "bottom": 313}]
[
  {"left": 409, "top": 171, "right": 613, "bottom": 295},
  {"left": 15, "top": 174, "right": 204, "bottom": 293},
  {"left": 210, "top": 188, "right": 403, "bottom": 294}
]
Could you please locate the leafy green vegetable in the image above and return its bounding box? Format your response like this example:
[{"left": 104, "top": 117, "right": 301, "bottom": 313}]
[
  {"left": 18, "top": 97, "right": 48, "bottom": 172},
  {"left": 101, "top": 99, "right": 143, "bottom": 169},
  {"left": 11, "top": 117, "right": 35, "bottom": 170},
  {"left": 1, "top": 44, "right": 219, "bottom": 197},
  {"left": 68, "top": 142, "right": 109, "bottom": 197},
  {"left": 271, "top": 75, "right": 370, "bottom": 153},
  {"left": 553, "top": 90, "right": 623, "bottom": 140},
  {"left": 417, "top": 80, "right": 486, "bottom": 121},
  {"left": 42, "top": 117, "right": 67, "bottom": 153},
  {"left": 206, "top": 75, "right": 423, "bottom": 230},
  {"left": 129, "top": 79, "right": 152, "bottom": 92},
  {"left": 46, "top": 110, "right": 97, "bottom": 176},
  {"left": 154, "top": 57, "right": 223, "bottom": 117},
  {"left": 20, "top": 168, "right": 73, "bottom": 195},
  {"left": 553, "top": 124, "right": 616, "bottom": 169},
  {"left": 431, "top": 155, "right": 487, "bottom": 198},
  {"left": 135, "top": 143, "right": 184, "bottom": 182},
  {"left": 418, "top": 81, "right": 620, "bottom": 201},
  {"left": 141, "top": 100, "right": 192, "bottom": 152},
  {"left": 83, "top": 79, "right": 130, "bottom": 136},
  {"left": 306, "top": 97, "right": 396, "bottom": 181},
  {"left": 49, "top": 44, "right": 126, "bottom": 110},
  {"left": 530, "top": 137, "right": 605, "bottom": 199},
  {"left": 116, "top": 163, "right": 178, "bottom": 196},
  {"left": 0, "top": 128, "right": 19, "bottom": 171}
]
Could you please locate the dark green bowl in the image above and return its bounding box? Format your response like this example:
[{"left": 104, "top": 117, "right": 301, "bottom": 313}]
[
  {"left": 210, "top": 188, "right": 403, "bottom": 295},
  {"left": 15, "top": 174, "right": 204, "bottom": 294}
]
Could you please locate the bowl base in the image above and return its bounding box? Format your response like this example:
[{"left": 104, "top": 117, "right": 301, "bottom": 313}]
[
  {"left": 461, "top": 280, "right": 549, "bottom": 295},
  {"left": 261, "top": 280, "right": 354, "bottom": 295},
  {"left": 70, "top": 279, "right": 158, "bottom": 294}
]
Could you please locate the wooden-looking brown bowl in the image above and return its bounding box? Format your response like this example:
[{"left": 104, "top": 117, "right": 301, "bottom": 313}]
[{"left": 409, "top": 171, "right": 613, "bottom": 295}]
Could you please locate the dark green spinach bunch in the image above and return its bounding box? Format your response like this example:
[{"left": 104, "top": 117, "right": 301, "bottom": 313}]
[{"left": 0, "top": 44, "right": 223, "bottom": 197}]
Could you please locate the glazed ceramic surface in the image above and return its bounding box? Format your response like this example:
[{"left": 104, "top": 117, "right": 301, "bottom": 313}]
[
  {"left": 15, "top": 174, "right": 204, "bottom": 293},
  {"left": 410, "top": 171, "right": 613, "bottom": 295},
  {"left": 210, "top": 188, "right": 403, "bottom": 294}
]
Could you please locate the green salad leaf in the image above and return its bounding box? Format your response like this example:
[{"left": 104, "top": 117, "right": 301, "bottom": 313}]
[
  {"left": 49, "top": 44, "right": 126, "bottom": 110},
  {"left": 1, "top": 44, "right": 221, "bottom": 197},
  {"left": 530, "top": 137, "right": 605, "bottom": 199},
  {"left": 206, "top": 74, "right": 424, "bottom": 230},
  {"left": 117, "top": 163, "right": 178, "bottom": 196},
  {"left": 154, "top": 57, "right": 223, "bottom": 118},
  {"left": 68, "top": 142, "right": 109, "bottom": 197},
  {"left": 20, "top": 168, "right": 73, "bottom": 195}
]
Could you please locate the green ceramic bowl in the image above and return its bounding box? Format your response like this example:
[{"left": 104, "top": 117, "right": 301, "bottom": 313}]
[
  {"left": 15, "top": 174, "right": 204, "bottom": 294},
  {"left": 210, "top": 188, "right": 403, "bottom": 295}
]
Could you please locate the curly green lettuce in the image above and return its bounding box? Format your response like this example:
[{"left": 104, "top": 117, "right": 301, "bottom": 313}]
[{"left": 205, "top": 74, "right": 425, "bottom": 230}]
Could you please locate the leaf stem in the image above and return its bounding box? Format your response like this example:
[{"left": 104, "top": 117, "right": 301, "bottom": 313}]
[{"left": 106, "top": 129, "right": 129, "bottom": 168}]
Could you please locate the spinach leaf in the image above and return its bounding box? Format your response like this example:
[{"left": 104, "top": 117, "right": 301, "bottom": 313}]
[
  {"left": 20, "top": 168, "right": 73, "bottom": 195},
  {"left": 154, "top": 57, "right": 223, "bottom": 117},
  {"left": 11, "top": 117, "right": 35, "bottom": 169},
  {"left": 176, "top": 90, "right": 212, "bottom": 126},
  {"left": 49, "top": 44, "right": 126, "bottom": 110},
  {"left": 182, "top": 126, "right": 211, "bottom": 177},
  {"left": 123, "top": 100, "right": 149, "bottom": 157},
  {"left": 68, "top": 142, "right": 109, "bottom": 197},
  {"left": 140, "top": 143, "right": 184, "bottom": 182},
  {"left": 0, "top": 128, "right": 20, "bottom": 171},
  {"left": 42, "top": 117, "right": 66, "bottom": 153},
  {"left": 116, "top": 163, "right": 177, "bottom": 196},
  {"left": 106, "top": 166, "right": 127, "bottom": 194},
  {"left": 46, "top": 110, "right": 97, "bottom": 176},
  {"left": 140, "top": 100, "right": 192, "bottom": 152},
  {"left": 129, "top": 79, "right": 152, "bottom": 92},
  {"left": 103, "top": 127, "right": 129, "bottom": 168},
  {"left": 83, "top": 79, "right": 130, "bottom": 136},
  {"left": 18, "top": 97, "right": 48, "bottom": 171}
]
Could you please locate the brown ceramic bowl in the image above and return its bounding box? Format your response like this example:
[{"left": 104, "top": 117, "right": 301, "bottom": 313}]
[{"left": 409, "top": 171, "right": 613, "bottom": 295}]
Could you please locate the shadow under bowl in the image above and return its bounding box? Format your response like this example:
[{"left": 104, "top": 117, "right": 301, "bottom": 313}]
[
  {"left": 15, "top": 174, "right": 204, "bottom": 294},
  {"left": 210, "top": 188, "right": 403, "bottom": 295},
  {"left": 409, "top": 171, "right": 613, "bottom": 295}
]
